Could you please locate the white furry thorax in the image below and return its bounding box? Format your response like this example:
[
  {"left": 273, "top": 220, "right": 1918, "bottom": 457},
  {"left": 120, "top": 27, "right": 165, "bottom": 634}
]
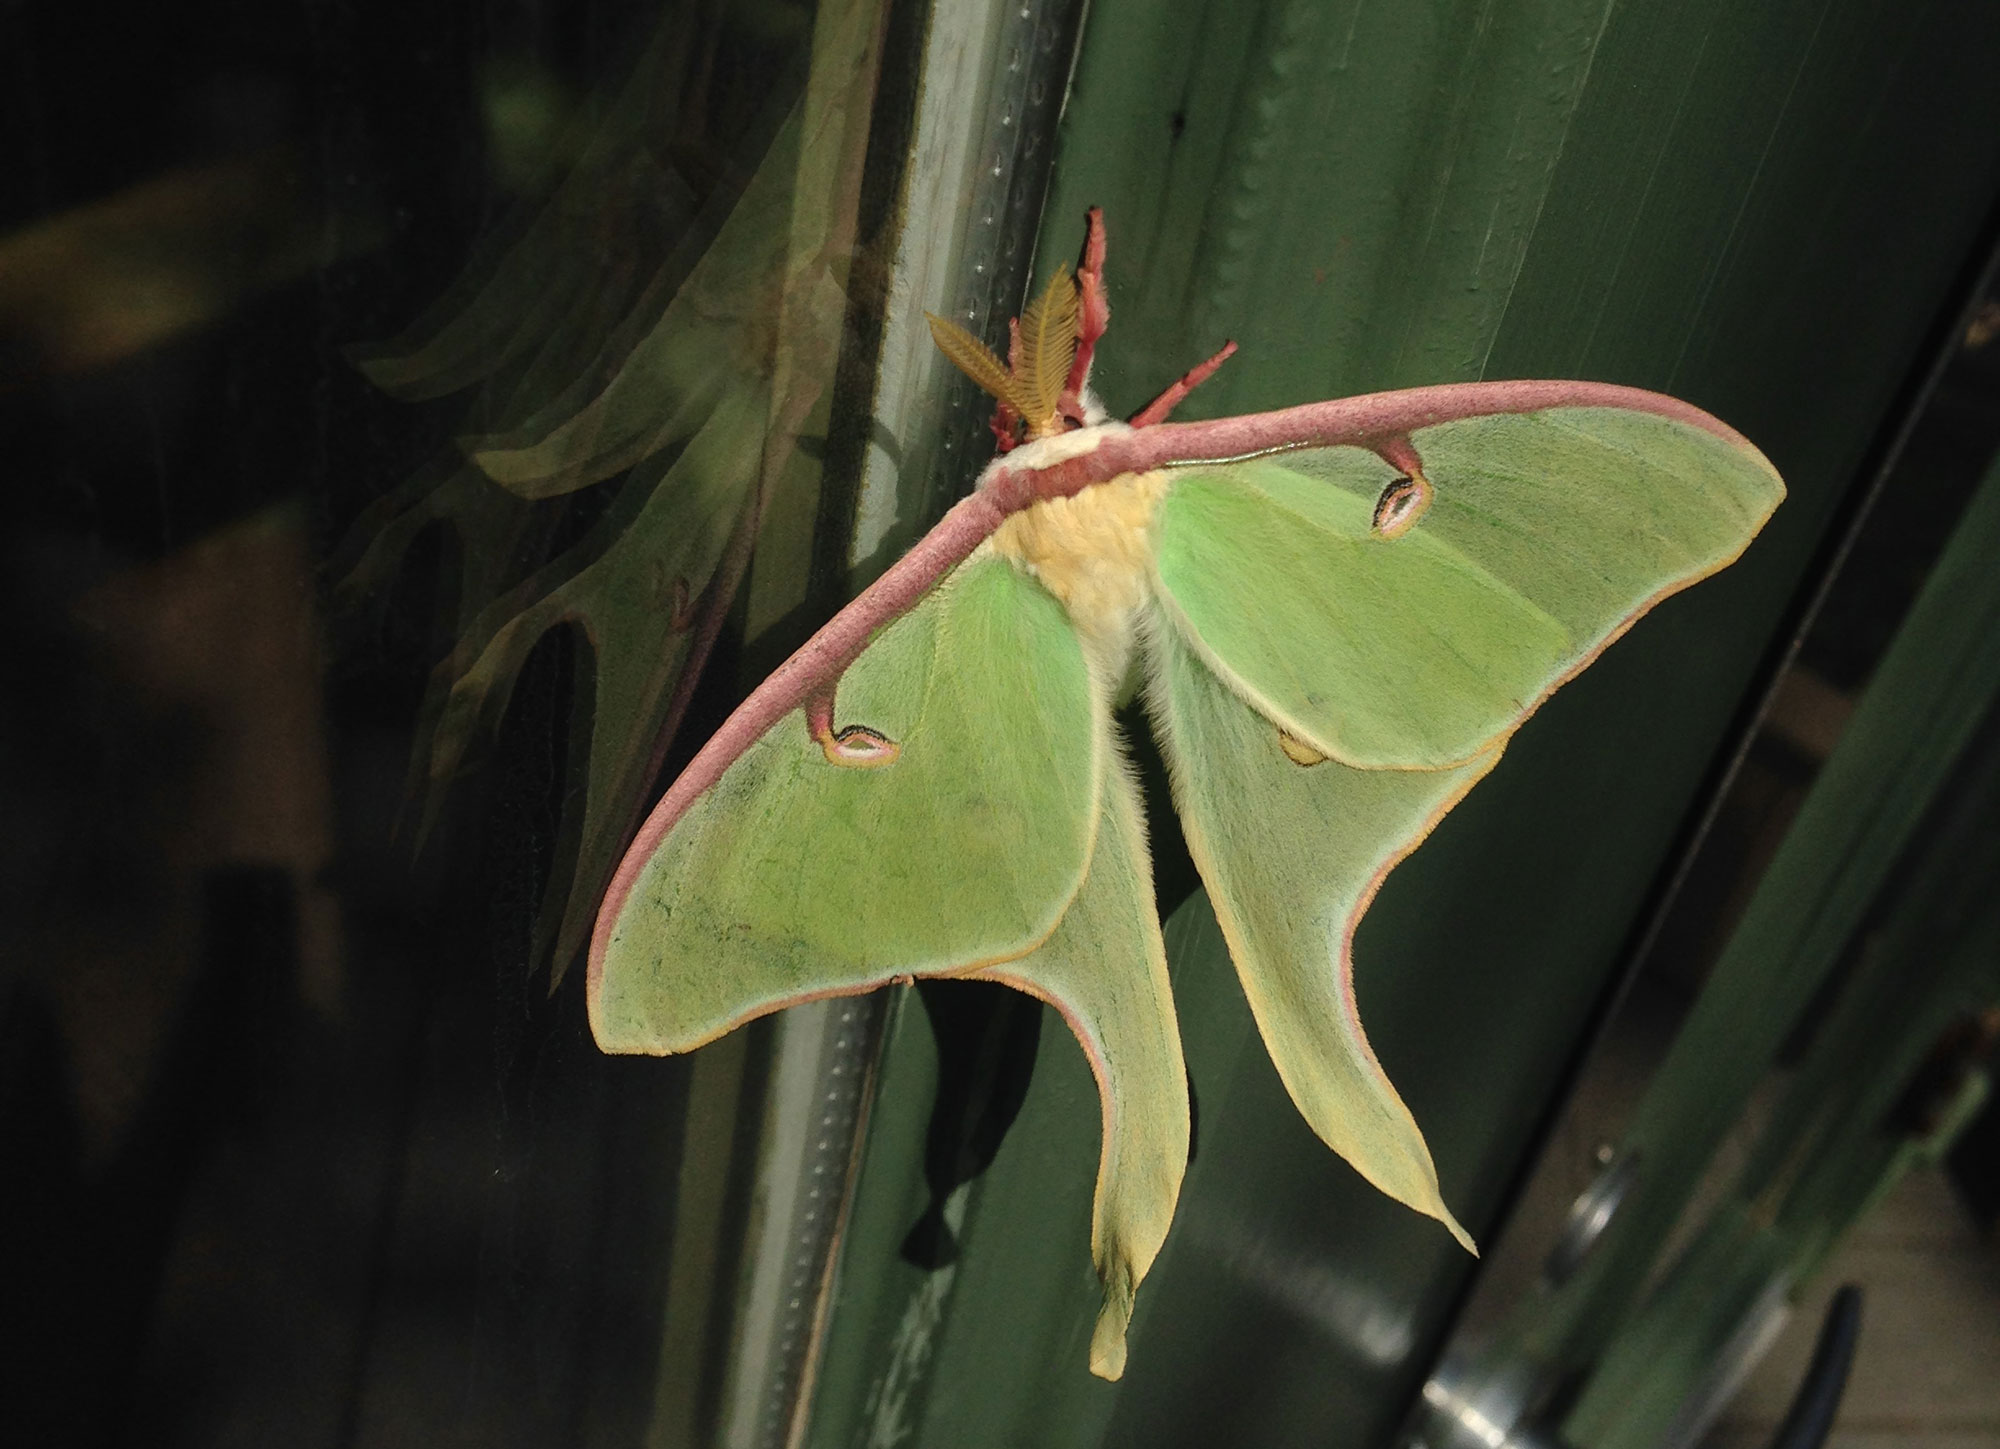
[
  {"left": 977, "top": 414, "right": 1129, "bottom": 480},
  {"left": 986, "top": 466, "right": 1170, "bottom": 679}
]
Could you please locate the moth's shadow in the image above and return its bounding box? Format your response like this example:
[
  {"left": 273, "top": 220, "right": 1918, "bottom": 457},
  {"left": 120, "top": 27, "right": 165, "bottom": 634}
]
[{"left": 898, "top": 978, "right": 1043, "bottom": 1269}]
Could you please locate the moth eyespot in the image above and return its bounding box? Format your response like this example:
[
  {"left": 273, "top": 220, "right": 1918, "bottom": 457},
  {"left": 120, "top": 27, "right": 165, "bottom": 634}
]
[
  {"left": 821, "top": 725, "right": 900, "bottom": 768},
  {"left": 1372, "top": 473, "right": 1433, "bottom": 538},
  {"left": 1278, "top": 731, "right": 1327, "bottom": 767}
]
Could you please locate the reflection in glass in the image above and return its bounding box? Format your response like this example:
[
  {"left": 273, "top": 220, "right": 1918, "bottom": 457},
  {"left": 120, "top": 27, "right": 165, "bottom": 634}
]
[{"left": 339, "top": 0, "right": 885, "bottom": 978}]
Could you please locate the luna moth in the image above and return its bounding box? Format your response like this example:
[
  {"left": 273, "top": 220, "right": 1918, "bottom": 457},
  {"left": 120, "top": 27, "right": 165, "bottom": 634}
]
[{"left": 586, "top": 209, "right": 1784, "bottom": 1379}]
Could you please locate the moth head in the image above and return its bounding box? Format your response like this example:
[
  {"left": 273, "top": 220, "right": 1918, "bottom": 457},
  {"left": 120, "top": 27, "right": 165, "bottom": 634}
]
[{"left": 927, "top": 262, "right": 1082, "bottom": 447}]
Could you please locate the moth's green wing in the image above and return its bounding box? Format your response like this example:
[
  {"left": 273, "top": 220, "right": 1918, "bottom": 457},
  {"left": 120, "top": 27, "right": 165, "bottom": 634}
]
[
  {"left": 973, "top": 759, "right": 1187, "bottom": 1381},
  {"left": 1153, "top": 408, "right": 1784, "bottom": 768},
  {"left": 593, "top": 554, "right": 1104, "bottom": 1050},
  {"left": 1150, "top": 624, "right": 1491, "bottom": 1248}
]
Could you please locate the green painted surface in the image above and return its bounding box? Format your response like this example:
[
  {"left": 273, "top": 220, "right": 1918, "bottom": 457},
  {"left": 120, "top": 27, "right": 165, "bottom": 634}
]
[
  {"left": 1563, "top": 443, "right": 2000, "bottom": 1449},
  {"left": 1568, "top": 446, "right": 2000, "bottom": 1449},
  {"left": 801, "top": 1, "right": 2000, "bottom": 1445}
]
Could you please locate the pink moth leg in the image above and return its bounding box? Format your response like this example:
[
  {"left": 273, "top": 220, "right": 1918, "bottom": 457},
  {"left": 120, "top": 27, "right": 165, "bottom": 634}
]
[
  {"left": 1059, "top": 207, "right": 1112, "bottom": 424},
  {"left": 1129, "top": 340, "right": 1239, "bottom": 428}
]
